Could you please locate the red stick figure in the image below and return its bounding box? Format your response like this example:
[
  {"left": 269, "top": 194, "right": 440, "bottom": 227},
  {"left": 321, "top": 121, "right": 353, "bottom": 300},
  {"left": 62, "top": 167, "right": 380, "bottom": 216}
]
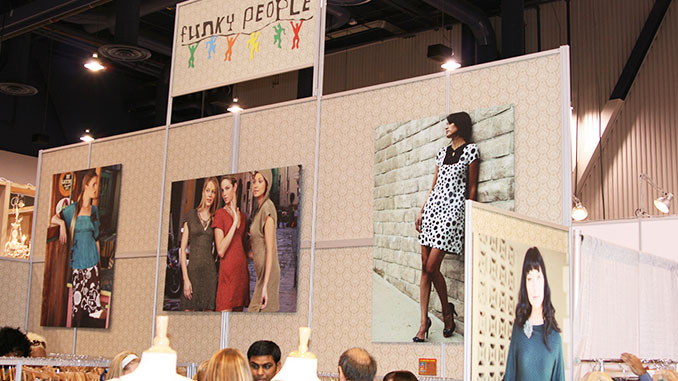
[
  {"left": 290, "top": 20, "right": 303, "bottom": 50},
  {"left": 224, "top": 33, "right": 239, "bottom": 62}
]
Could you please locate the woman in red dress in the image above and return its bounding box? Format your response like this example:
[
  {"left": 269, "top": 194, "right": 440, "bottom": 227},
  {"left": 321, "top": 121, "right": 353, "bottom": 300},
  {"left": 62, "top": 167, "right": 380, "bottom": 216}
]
[{"left": 212, "top": 176, "right": 250, "bottom": 311}]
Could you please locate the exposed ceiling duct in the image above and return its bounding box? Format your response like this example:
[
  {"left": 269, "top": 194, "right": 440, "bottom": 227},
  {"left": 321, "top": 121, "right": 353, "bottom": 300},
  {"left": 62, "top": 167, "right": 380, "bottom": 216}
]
[
  {"left": 0, "top": 34, "right": 38, "bottom": 96},
  {"left": 419, "top": 0, "right": 497, "bottom": 63},
  {"left": 327, "top": 0, "right": 371, "bottom": 5},
  {"left": 326, "top": 4, "right": 352, "bottom": 32},
  {"left": 98, "top": 0, "right": 151, "bottom": 62}
]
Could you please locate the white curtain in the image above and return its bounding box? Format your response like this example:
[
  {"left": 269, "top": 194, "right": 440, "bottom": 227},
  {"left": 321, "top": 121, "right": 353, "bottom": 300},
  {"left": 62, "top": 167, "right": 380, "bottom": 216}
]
[{"left": 574, "top": 235, "right": 678, "bottom": 376}]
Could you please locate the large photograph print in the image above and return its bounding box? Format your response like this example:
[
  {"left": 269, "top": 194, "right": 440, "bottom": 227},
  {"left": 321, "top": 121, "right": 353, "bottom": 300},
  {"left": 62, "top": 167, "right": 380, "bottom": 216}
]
[
  {"left": 372, "top": 105, "right": 514, "bottom": 343},
  {"left": 164, "top": 165, "right": 301, "bottom": 313},
  {"left": 41, "top": 165, "right": 122, "bottom": 328},
  {"left": 472, "top": 233, "right": 569, "bottom": 381}
]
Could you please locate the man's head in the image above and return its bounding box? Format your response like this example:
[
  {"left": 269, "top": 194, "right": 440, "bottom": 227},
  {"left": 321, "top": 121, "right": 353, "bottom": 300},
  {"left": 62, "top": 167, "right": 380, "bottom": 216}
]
[
  {"left": 247, "top": 340, "right": 282, "bottom": 381},
  {"left": 338, "top": 348, "right": 377, "bottom": 381},
  {"left": 0, "top": 327, "right": 31, "bottom": 357}
]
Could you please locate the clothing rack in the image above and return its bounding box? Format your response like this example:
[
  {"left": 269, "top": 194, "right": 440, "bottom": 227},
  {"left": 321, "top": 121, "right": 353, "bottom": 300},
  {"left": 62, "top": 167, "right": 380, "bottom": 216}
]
[
  {"left": 577, "top": 358, "right": 678, "bottom": 372},
  {"left": 0, "top": 356, "right": 197, "bottom": 380}
]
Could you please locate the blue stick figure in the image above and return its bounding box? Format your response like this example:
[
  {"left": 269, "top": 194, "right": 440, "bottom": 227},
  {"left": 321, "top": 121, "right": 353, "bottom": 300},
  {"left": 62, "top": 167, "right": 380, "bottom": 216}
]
[{"left": 206, "top": 36, "right": 217, "bottom": 60}]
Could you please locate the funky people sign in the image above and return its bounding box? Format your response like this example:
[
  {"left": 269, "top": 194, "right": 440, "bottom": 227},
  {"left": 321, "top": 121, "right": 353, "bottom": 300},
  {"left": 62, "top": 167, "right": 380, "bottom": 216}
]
[{"left": 171, "top": 0, "right": 318, "bottom": 96}]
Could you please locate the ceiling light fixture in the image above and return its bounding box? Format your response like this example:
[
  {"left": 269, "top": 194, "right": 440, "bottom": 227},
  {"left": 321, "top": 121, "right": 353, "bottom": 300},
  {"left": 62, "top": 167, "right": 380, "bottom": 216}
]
[
  {"left": 227, "top": 97, "right": 243, "bottom": 113},
  {"left": 80, "top": 129, "right": 94, "bottom": 142},
  {"left": 84, "top": 53, "right": 105, "bottom": 72},
  {"left": 571, "top": 196, "right": 588, "bottom": 221},
  {"left": 441, "top": 58, "right": 461, "bottom": 71}
]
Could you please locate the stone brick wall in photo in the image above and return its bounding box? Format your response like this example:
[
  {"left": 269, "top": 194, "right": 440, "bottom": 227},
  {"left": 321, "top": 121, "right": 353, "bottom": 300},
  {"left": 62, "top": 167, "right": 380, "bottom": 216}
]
[{"left": 373, "top": 105, "right": 515, "bottom": 333}]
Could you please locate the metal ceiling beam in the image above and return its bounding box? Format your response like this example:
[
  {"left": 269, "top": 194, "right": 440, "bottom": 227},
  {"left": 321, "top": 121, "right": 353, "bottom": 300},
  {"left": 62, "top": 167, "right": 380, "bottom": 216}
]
[{"left": 0, "top": 0, "right": 112, "bottom": 41}]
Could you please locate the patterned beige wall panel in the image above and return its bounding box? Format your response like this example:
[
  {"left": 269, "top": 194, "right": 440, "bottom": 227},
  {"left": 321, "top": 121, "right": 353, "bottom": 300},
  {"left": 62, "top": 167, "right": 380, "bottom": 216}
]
[
  {"left": 89, "top": 131, "right": 166, "bottom": 254},
  {"left": 160, "top": 116, "right": 233, "bottom": 253},
  {"left": 76, "top": 257, "right": 156, "bottom": 358},
  {"left": 0, "top": 260, "right": 29, "bottom": 328},
  {"left": 445, "top": 344, "right": 465, "bottom": 380},
  {"left": 228, "top": 248, "right": 311, "bottom": 360},
  {"left": 33, "top": 147, "right": 89, "bottom": 261},
  {"left": 316, "top": 77, "right": 446, "bottom": 242},
  {"left": 238, "top": 101, "right": 316, "bottom": 242},
  {"left": 312, "top": 247, "right": 449, "bottom": 377},
  {"left": 27, "top": 263, "right": 75, "bottom": 354},
  {"left": 449, "top": 53, "right": 564, "bottom": 224}
]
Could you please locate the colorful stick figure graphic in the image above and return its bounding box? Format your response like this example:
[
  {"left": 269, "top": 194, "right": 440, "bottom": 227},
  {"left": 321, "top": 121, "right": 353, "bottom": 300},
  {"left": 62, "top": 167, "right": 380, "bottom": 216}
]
[
  {"left": 187, "top": 43, "right": 198, "bottom": 68},
  {"left": 205, "top": 36, "right": 217, "bottom": 60},
  {"left": 246, "top": 31, "right": 261, "bottom": 61},
  {"left": 273, "top": 23, "right": 286, "bottom": 49},
  {"left": 291, "top": 20, "right": 303, "bottom": 50},
  {"left": 224, "top": 33, "right": 239, "bottom": 62}
]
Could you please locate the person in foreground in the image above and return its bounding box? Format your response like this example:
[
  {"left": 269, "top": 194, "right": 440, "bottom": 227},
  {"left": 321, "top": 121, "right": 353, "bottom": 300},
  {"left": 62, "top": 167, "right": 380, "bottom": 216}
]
[
  {"left": 338, "top": 348, "right": 377, "bottom": 381},
  {"left": 621, "top": 353, "right": 652, "bottom": 381},
  {"left": 503, "top": 247, "right": 564, "bottom": 381},
  {"left": 247, "top": 340, "right": 281, "bottom": 381},
  {"left": 105, "top": 351, "right": 139, "bottom": 380},
  {"left": 383, "top": 370, "right": 418, "bottom": 381},
  {"left": 205, "top": 348, "right": 253, "bottom": 381}
]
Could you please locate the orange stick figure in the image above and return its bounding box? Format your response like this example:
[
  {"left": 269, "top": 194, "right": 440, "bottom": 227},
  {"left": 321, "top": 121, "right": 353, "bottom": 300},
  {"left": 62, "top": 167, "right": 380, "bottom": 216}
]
[{"left": 224, "top": 33, "right": 239, "bottom": 62}]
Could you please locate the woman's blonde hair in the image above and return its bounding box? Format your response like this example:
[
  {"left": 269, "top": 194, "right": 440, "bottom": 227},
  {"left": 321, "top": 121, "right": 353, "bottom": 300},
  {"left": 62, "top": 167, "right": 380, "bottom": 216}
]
[
  {"left": 193, "top": 360, "right": 209, "bottom": 381},
  {"left": 205, "top": 348, "right": 253, "bottom": 381},
  {"left": 198, "top": 177, "right": 220, "bottom": 216},
  {"left": 105, "top": 351, "right": 139, "bottom": 379}
]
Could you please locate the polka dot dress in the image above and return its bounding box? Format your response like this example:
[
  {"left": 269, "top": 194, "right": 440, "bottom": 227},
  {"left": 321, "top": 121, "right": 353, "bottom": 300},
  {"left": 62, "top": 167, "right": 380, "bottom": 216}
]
[{"left": 419, "top": 143, "right": 479, "bottom": 254}]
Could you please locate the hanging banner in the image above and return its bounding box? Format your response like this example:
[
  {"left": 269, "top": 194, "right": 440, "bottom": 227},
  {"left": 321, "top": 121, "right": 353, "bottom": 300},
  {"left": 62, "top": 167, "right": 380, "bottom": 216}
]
[{"left": 171, "top": 0, "right": 318, "bottom": 96}]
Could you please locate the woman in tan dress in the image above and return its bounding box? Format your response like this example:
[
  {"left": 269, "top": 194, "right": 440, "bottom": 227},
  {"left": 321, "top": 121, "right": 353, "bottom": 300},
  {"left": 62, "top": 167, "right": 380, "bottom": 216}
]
[{"left": 247, "top": 169, "right": 280, "bottom": 312}]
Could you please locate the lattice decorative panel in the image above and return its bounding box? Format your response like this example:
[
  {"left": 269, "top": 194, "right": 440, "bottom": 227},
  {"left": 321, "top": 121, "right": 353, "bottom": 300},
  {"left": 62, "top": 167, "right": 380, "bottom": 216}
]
[{"left": 472, "top": 233, "right": 516, "bottom": 380}]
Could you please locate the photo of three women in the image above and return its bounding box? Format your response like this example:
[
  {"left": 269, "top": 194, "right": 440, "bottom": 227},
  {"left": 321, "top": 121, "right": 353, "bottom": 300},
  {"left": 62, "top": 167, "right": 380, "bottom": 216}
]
[{"left": 164, "top": 166, "right": 301, "bottom": 313}]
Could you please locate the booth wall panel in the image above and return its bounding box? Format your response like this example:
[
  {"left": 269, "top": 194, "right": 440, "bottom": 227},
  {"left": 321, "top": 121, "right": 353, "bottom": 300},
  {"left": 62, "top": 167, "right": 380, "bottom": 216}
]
[
  {"left": 316, "top": 76, "right": 446, "bottom": 242},
  {"left": 89, "top": 131, "right": 166, "bottom": 255},
  {"left": 444, "top": 344, "right": 464, "bottom": 380},
  {"left": 0, "top": 260, "right": 29, "bottom": 328},
  {"left": 228, "top": 248, "right": 311, "bottom": 362},
  {"left": 238, "top": 101, "right": 316, "bottom": 243},
  {"left": 576, "top": 1, "right": 678, "bottom": 220},
  {"left": 27, "top": 263, "right": 74, "bottom": 354},
  {"left": 161, "top": 117, "right": 234, "bottom": 255},
  {"left": 323, "top": 28, "right": 461, "bottom": 95},
  {"left": 312, "top": 247, "right": 443, "bottom": 377},
  {"left": 76, "top": 257, "right": 156, "bottom": 358},
  {"left": 449, "top": 54, "right": 565, "bottom": 224},
  {"left": 33, "top": 147, "right": 89, "bottom": 261}
]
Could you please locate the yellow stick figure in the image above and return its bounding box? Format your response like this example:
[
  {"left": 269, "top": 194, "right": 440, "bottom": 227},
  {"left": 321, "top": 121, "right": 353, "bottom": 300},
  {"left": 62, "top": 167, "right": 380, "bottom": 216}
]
[{"left": 246, "top": 31, "right": 261, "bottom": 61}]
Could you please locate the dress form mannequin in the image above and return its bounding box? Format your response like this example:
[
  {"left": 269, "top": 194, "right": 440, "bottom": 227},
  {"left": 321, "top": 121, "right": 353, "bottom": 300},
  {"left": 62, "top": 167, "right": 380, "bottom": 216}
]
[
  {"left": 114, "top": 316, "right": 191, "bottom": 381},
  {"left": 272, "top": 327, "right": 320, "bottom": 381}
]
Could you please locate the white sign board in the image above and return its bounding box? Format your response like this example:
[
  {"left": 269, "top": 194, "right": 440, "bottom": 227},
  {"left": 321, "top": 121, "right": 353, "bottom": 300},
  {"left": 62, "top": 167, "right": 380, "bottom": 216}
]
[{"left": 171, "top": 0, "right": 318, "bottom": 96}]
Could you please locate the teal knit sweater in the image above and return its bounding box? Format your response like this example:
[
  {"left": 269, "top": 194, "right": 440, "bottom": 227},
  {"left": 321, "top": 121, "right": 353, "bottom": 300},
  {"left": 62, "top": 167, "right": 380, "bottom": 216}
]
[{"left": 503, "top": 324, "right": 564, "bottom": 381}]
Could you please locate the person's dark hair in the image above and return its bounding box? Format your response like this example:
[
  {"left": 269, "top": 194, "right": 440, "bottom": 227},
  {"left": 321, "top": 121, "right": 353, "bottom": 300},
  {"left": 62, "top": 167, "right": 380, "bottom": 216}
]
[
  {"left": 338, "top": 348, "right": 377, "bottom": 381},
  {"left": 247, "top": 340, "right": 281, "bottom": 363},
  {"left": 514, "top": 247, "right": 561, "bottom": 351},
  {"left": 0, "top": 327, "right": 31, "bottom": 357},
  {"left": 446, "top": 111, "right": 473, "bottom": 142},
  {"left": 383, "top": 370, "right": 418, "bottom": 381}
]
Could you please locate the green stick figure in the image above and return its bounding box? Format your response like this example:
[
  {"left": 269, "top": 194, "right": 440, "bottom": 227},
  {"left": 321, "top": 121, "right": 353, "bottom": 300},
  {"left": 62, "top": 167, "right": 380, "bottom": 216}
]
[
  {"left": 187, "top": 43, "right": 198, "bottom": 68},
  {"left": 273, "top": 24, "right": 285, "bottom": 49}
]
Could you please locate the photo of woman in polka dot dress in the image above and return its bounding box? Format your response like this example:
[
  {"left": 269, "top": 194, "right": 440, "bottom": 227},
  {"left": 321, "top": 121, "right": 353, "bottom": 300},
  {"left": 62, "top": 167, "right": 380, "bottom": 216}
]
[{"left": 413, "top": 111, "right": 479, "bottom": 342}]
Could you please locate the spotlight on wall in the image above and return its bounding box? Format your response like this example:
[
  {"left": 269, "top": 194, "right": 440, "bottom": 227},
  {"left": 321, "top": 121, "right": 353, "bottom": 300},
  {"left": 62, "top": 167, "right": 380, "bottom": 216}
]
[
  {"left": 84, "top": 53, "right": 105, "bottom": 72},
  {"left": 571, "top": 196, "right": 588, "bottom": 221},
  {"left": 227, "top": 98, "right": 243, "bottom": 113},
  {"left": 636, "top": 173, "right": 673, "bottom": 216},
  {"left": 80, "top": 129, "right": 94, "bottom": 142}
]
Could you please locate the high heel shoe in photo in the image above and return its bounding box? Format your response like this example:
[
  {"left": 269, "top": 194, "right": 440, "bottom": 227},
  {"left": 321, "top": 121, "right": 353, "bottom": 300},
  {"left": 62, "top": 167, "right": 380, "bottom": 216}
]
[
  {"left": 443, "top": 302, "right": 457, "bottom": 338},
  {"left": 412, "top": 317, "right": 432, "bottom": 342}
]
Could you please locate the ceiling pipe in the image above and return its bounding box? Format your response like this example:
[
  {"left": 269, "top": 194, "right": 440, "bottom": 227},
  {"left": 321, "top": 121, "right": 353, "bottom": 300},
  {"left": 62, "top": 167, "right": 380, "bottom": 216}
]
[
  {"left": 326, "top": 4, "right": 351, "bottom": 32},
  {"left": 419, "top": 0, "right": 497, "bottom": 63},
  {"left": 66, "top": 0, "right": 179, "bottom": 34}
]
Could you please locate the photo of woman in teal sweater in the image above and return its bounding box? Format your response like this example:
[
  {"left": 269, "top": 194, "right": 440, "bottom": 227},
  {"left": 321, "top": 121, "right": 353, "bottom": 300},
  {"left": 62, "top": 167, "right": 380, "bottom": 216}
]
[{"left": 504, "top": 247, "right": 564, "bottom": 381}]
